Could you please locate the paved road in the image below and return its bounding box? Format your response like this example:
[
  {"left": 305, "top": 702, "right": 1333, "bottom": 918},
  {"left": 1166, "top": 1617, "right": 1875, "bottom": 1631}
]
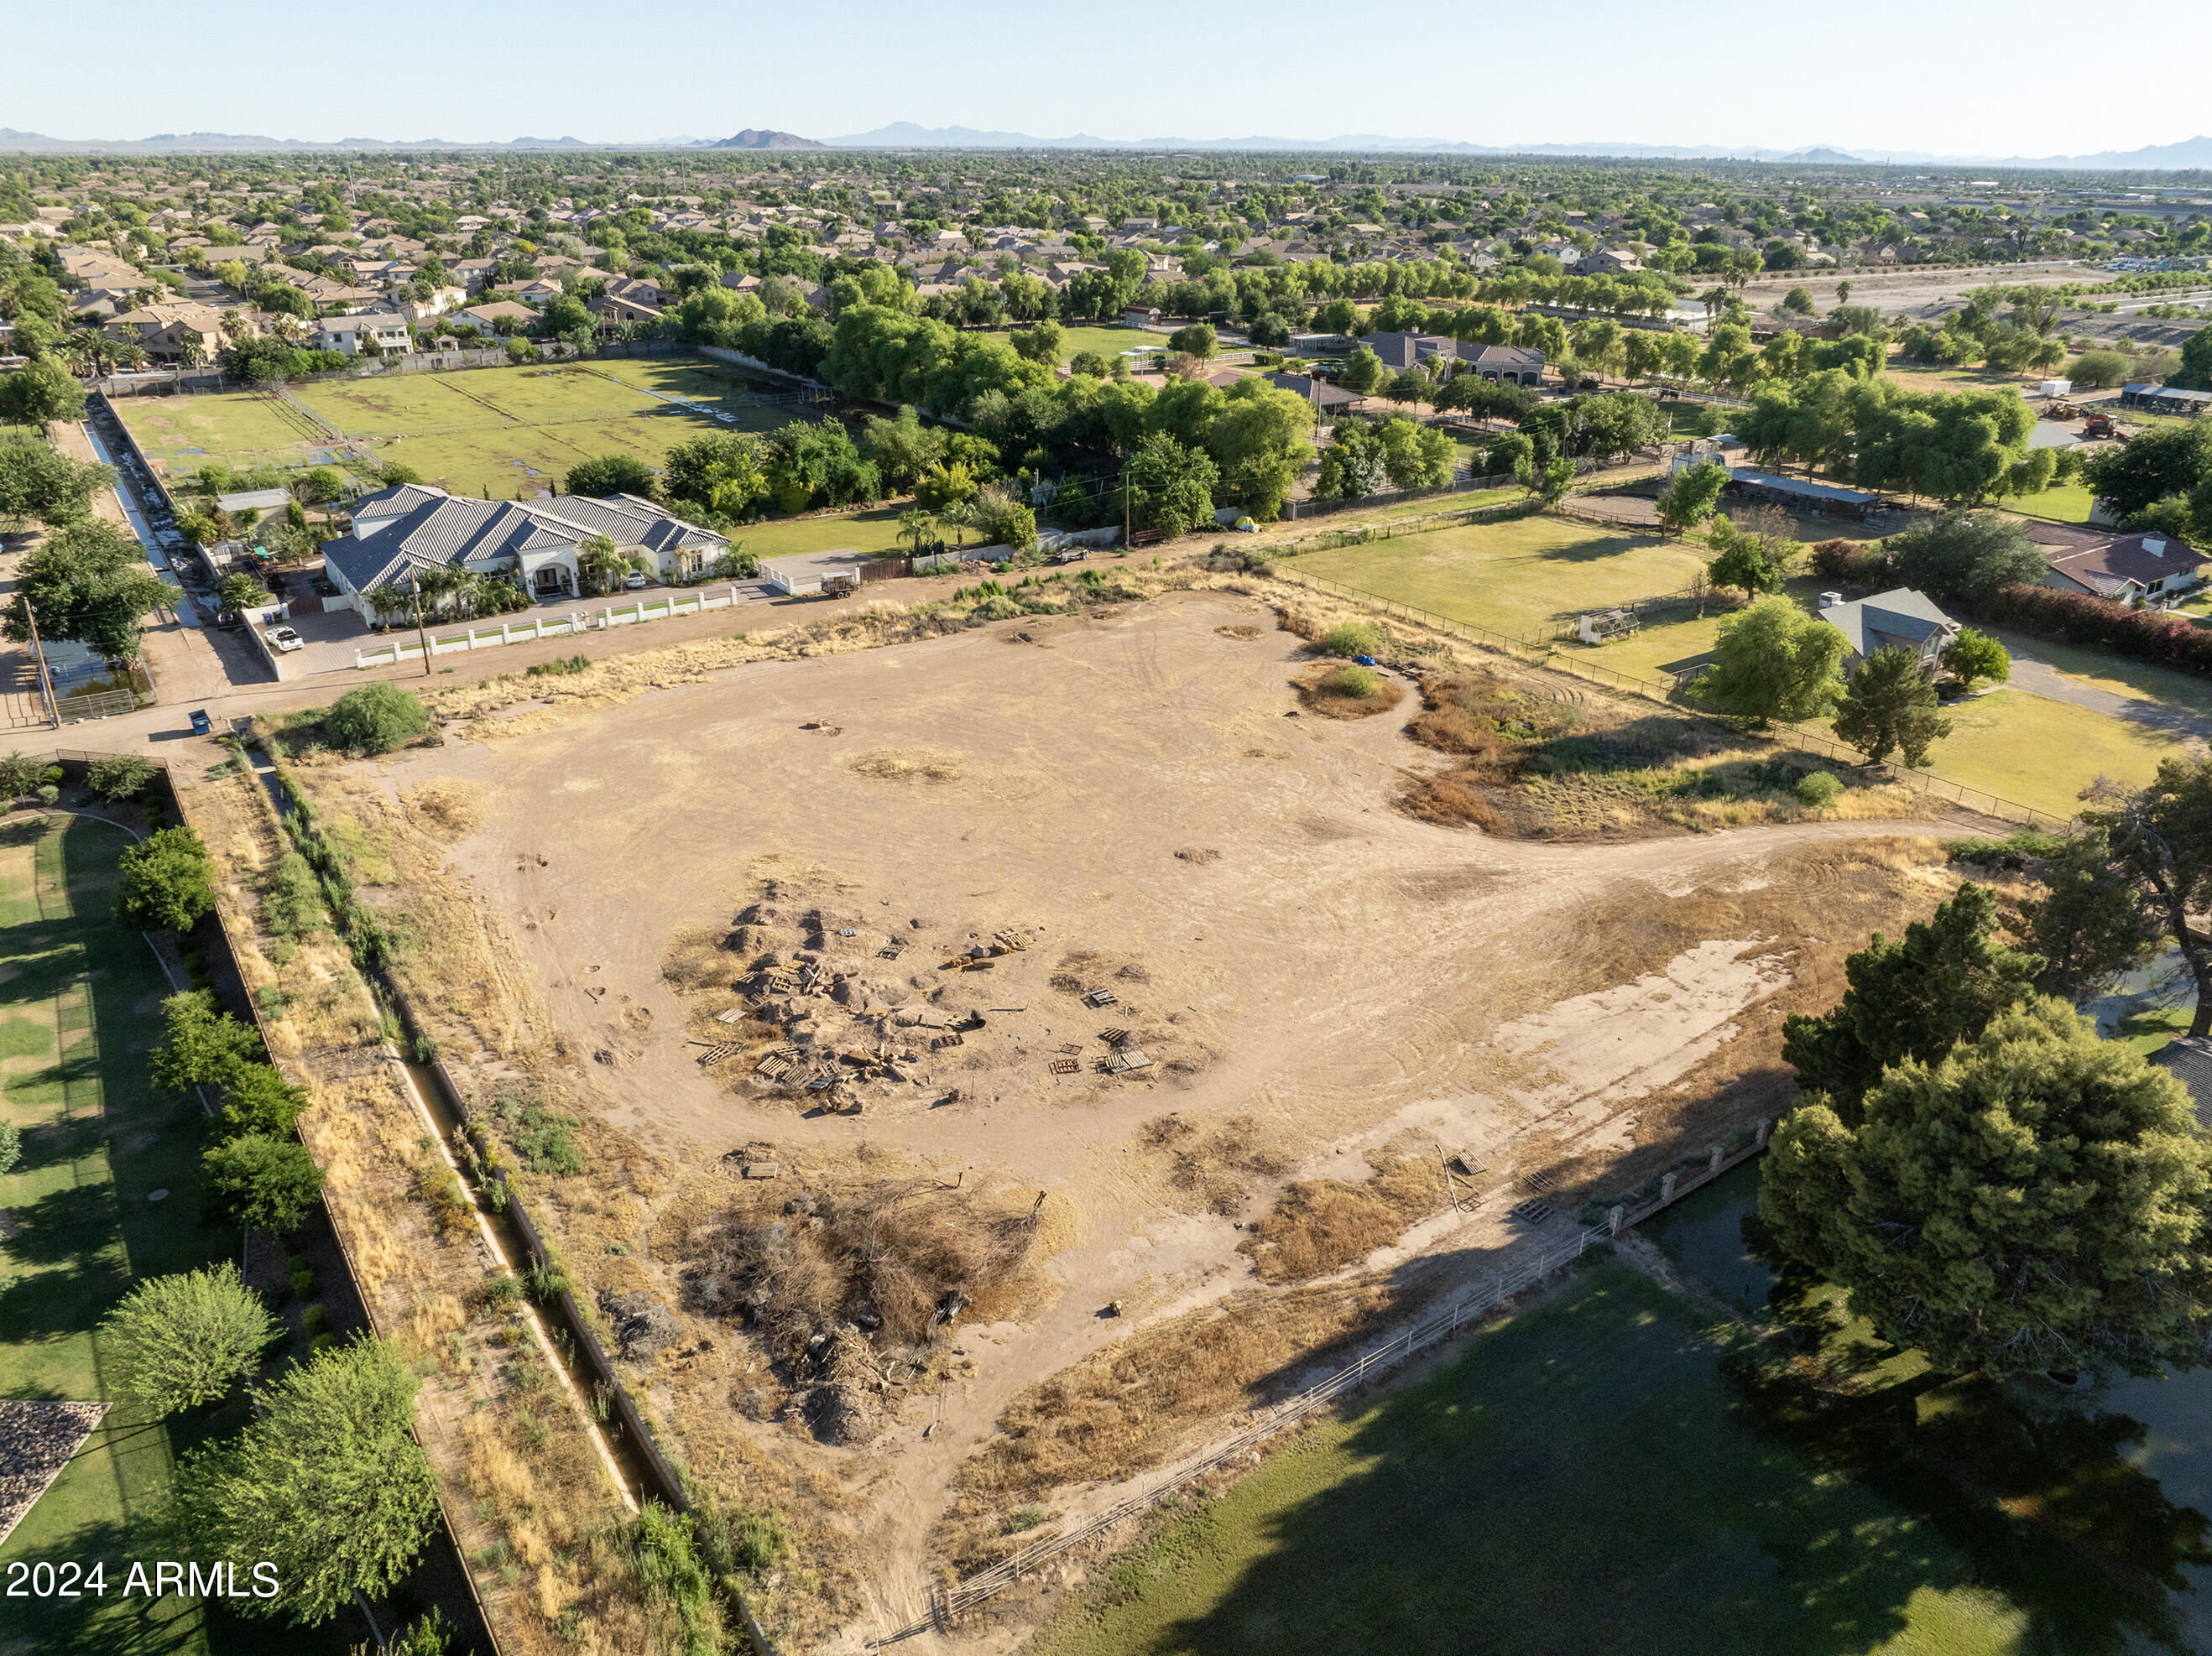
[{"left": 2000, "top": 646, "right": 2212, "bottom": 745}]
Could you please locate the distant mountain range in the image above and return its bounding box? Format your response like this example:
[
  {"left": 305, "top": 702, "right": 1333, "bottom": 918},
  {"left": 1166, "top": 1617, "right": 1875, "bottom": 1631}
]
[
  {"left": 0, "top": 123, "right": 2205, "bottom": 171},
  {"left": 823, "top": 124, "right": 2212, "bottom": 171},
  {"left": 708, "top": 128, "right": 826, "bottom": 150}
]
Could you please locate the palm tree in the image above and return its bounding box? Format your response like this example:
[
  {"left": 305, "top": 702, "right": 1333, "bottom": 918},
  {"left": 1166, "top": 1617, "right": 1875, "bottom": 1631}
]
[
  {"left": 576, "top": 534, "right": 627, "bottom": 596},
  {"left": 897, "top": 507, "right": 931, "bottom": 556}
]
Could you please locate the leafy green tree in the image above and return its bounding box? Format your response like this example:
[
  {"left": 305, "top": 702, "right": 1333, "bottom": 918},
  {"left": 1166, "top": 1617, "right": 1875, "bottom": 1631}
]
[
  {"left": 2067, "top": 349, "right": 2131, "bottom": 388},
  {"left": 219, "top": 1064, "right": 311, "bottom": 1142},
  {"left": 661, "top": 431, "right": 767, "bottom": 524},
  {"left": 116, "top": 826, "right": 215, "bottom": 933},
  {"left": 2083, "top": 423, "right": 2212, "bottom": 521},
  {"left": 1375, "top": 416, "right": 1453, "bottom": 489},
  {"left": 1514, "top": 454, "right": 1574, "bottom": 505},
  {"left": 1123, "top": 431, "right": 1217, "bottom": 536},
  {"left": 0, "top": 357, "right": 88, "bottom": 424},
  {"left": 1208, "top": 382, "right": 1313, "bottom": 521},
  {"left": 1884, "top": 510, "right": 2048, "bottom": 604},
  {"left": 1655, "top": 461, "right": 1727, "bottom": 535},
  {"left": 563, "top": 453, "right": 657, "bottom": 498},
  {"left": 1832, "top": 645, "right": 1952, "bottom": 766},
  {"left": 0, "top": 435, "right": 113, "bottom": 528},
  {"left": 173, "top": 1338, "right": 438, "bottom": 1624},
  {"left": 1940, "top": 627, "right": 2009, "bottom": 690},
  {"left": 1761, "top": 997, "right": 2212, "bottom": 1377},
  {"left": 1698, "top": 594, "right": 1844, "bottom": 726},
  {"left": 2082, "top": 759, "right": 2212, "bottom": 1036},
  {"left": 150, "top": 990, "right": 263, "bottom": 1092},
  {"left": 322, "top": 682, "right": 429, "bottom": 755},
  {"left": 1166, "top": 323, "right": 1216, "bottom": 360},
  {"left": 102, "top": 1263, "right": 275, "bottom": 1418},
  {"left": 1780, "top": 882, "right": 2039, "bottom": 1124},
  {"left": 4, "top": 519, "right": 172, "bottom": 663},
  {"left": 87, "top": 752, "right": 156, "bottom": 801},
  {"left": 0, "top": 1120, "right": 18, "bottom": 1177},
  {"left": 1338, "top": 347, "right": 1383, "bottom": 394},
  {"left": 1703, "top": 514, "right": 1797, "bottom": 600},
  {"left": 2014, "top": 825, "right": 2159, "bottom": 1003},
  {"left": 202, "top": 1134, "right": 323, "bottom": 1233}
]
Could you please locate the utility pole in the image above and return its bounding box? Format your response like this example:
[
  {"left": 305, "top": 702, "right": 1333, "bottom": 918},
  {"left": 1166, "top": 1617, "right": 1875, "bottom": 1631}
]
[
  {"left": 22, "top": 600, "right": 59, "bottom": 729},
  {"left": 410, "top": 574, "right": 431, "bottom": 676}
]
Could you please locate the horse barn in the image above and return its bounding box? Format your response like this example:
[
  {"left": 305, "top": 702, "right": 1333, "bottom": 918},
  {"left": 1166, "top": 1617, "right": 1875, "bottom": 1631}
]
[
  {"left": 2121, "top": 383, "right": 2212, "bottom": 418},
  {"left": 1672, "top": 456, "right": 1881, "bottom": 522}
]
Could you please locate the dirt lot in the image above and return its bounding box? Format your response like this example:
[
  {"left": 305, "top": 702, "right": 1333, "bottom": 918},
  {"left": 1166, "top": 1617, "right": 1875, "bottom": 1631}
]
[{"left": 316, "top": 586, "right": 1971, "bottom": 1647}]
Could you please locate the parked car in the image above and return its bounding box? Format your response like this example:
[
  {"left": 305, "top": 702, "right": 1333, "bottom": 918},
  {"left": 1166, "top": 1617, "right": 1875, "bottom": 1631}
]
[
  {"left": 188, "top": 708, "right": 212, "bottom": 735},
  {"left": 623, "top": 570, "right": 648, "bottom": 590},
  {"left": 264, "top": 625, "right": 305, "bottom": 654}
]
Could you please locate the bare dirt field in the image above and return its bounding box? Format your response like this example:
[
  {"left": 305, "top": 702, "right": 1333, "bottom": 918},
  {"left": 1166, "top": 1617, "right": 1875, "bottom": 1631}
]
[{"left": 311, "top": 586, "right": 1974, "bottom": 1648}]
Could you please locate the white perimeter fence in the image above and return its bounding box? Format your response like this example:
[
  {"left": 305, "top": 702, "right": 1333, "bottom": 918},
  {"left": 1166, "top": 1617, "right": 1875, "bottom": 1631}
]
[{"left": 352, "top": 586, "right": 749, "bottom": 669}]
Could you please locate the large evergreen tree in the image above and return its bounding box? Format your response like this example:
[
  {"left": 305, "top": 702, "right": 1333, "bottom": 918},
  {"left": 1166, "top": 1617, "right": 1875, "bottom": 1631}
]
[
  {"left": 1761, "top": 997, "right": 2212, "bottom": 1377},
  {"left": 1780, "top": 883, "right": 2040, "bottom": 1125}
]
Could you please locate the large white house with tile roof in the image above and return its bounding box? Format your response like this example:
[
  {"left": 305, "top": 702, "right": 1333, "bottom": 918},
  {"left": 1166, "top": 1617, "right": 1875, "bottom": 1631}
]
[{"left": 321, "top": 484, "right": 727, "bottom": 618}]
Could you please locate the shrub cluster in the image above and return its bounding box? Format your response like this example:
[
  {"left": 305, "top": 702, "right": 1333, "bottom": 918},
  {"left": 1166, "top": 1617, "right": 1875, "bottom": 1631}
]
[
  {"left": 1808, "top": 538, "right": 1896, "bottom": 591},
  {"left": 1980, "top": 581, "right": 2212, "bottom": 675}
]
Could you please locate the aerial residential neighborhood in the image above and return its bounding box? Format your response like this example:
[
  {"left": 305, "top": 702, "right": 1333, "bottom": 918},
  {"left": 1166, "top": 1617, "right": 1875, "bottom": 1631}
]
[{"left": 7, "top": 13, "right": 2212, "bottom": 1656}]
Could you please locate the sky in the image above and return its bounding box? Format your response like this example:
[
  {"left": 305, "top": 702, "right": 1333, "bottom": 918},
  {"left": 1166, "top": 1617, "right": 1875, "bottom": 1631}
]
[{"left": 8, "top": 0, "right": 2210, "bottom": 158}]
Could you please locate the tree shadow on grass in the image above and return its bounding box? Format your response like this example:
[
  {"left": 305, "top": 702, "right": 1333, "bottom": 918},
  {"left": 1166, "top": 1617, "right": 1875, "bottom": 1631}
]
[
  {"left": 1533, "top": 532, "right": 1651, "bottom": 563},
  {"left": 1157, "top": 1269, "right": 1955, "bottom": 1656},
  {"left": 1722, "top": 1341, "right": 2210, "bottom": 1656}
]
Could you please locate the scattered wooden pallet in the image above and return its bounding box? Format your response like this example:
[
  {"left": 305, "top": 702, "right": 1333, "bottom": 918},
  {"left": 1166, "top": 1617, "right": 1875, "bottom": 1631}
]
[
  {"left": 1058, "top": 1043, "right": 1083, "bottom": 1055},
  {"left": 879, "top": 940, "right": 906, "bottom": 961},
  {"left": 931, "top": 1033, "right": 966, "bottom": 1052},
  {"left": 1509, "top": 1199, "right": 1555, "bottom": 1225},
  {"left": 837, "top": 928, "right": 858, "bottom": 938},
  {"left": 1099, "top": 1026, "right": 1129, "bottom": 1046},
  {"left": 696, "top": 1042, "right": 739, "bottom": 1065},
  {"left": 1521, "top": 1168, "right": 1562, "bottom": 1196},
  {"left": 716, "top": 1007, "right": 749, "bottom": 1024},
  {"left": 1104, "top": 1049, "right": 1154, "bottom": 1075},
  {"left": 1084, "top": 988, "right": 1119, "bottom": 1008},
  {"left": 1049, "top": 1058, "right": 1080, "bottom": 1075},
  {"left": 754, "top": 1057, "right": 792, "bottom": 1081}
]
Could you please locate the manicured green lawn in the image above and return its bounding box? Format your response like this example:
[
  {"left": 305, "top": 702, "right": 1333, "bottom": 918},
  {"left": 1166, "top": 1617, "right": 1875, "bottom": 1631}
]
[
  {"left": 1030, "top": 1267, "right": 2026, "bottom": 1656},
  {"left": 2002, "top": 483, "right": 2100, "bottom": 525},
  {"left": 0, "top": 817, "right": 341, "bottom": 1656},
  {"left": 1583, "top": 581, "right": 2183, "bottom": 819},
  {"left": 118, "top": 357, "right": 787, "bottom": 499},
  {"left": 1286, "top": 515, "right": 1710, "bottom": 643}
]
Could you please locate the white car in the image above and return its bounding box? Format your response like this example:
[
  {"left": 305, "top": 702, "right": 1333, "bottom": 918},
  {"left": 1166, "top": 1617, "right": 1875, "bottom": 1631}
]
[
  {"left": 623, "top": 571, "right": 649, "bottom": 590},
  {"left": 264, "top": 626, "right": 305, "bottom": 654}
]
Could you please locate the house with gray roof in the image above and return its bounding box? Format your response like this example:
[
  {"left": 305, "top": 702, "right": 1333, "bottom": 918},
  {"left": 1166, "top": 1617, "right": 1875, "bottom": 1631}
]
[
  {"left": 320, "top": 484, "right": 727, "bottom": 622},
  {"left": 1815, "top": 587, "right": 1960, "bottom": 677}
]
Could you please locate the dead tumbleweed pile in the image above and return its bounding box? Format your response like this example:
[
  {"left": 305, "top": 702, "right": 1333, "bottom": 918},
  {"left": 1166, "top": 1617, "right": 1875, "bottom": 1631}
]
[{"left": 683, "top": 1170, "right": 1044, "bottom": 1444}]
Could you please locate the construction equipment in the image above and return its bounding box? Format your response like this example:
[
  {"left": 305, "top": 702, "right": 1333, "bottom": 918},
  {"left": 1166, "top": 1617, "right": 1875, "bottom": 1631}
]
[
  {"left": 2041, "top": 401, "right": 2081, "bottom": 421},
  {"left": 2082, "top": 412, "right": 2121, "bottom": 441}
]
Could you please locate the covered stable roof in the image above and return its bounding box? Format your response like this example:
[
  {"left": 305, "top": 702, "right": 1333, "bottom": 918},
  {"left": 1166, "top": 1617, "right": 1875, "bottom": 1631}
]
[{"left": 1725, "top": 467, "right": 1877, "bottom": 507}]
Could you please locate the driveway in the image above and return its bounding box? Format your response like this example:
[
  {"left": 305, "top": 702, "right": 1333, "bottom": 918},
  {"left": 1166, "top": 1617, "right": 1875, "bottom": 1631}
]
[
  {"left": 1999, "top": 645, "right": 2212, "bottom": 746},
  {"left": 279, "top": 578, "right": 785, "bottom": 677}
]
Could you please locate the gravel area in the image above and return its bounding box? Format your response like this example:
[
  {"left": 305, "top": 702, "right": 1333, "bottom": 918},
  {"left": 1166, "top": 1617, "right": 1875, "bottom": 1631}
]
[{"left": 0, "top": 1398, "right": 108, "bottom": 1548}]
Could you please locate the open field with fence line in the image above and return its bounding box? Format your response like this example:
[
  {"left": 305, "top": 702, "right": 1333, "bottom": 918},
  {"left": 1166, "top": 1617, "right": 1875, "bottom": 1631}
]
[{"left": 116, "top": 356, "right": 796, "bottom": 498}]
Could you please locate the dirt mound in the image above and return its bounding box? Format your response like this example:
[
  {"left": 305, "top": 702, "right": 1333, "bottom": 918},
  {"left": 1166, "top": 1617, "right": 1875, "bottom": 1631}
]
[{"left": 850, "top": 748, "right": 963, "bottom": 784}]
